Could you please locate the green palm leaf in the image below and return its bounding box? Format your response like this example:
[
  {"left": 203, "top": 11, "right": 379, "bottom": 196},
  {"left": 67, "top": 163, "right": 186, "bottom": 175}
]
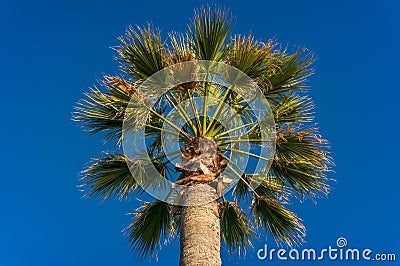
[
  {"left": 228, "top": 35, "right": 274, "bottom": 79},
  {"left": 125, "top": 201, "right": 174, "bottom": 258},
  {"left": 168, "top": 32, "right": 195, "bottom": 63},
  {"left": 261, "top": 48, "right": 314, "bottom": 98},
  {"left": 252, "top": 196, "right": 305, "bottom": 246},
  {"left": 80, "top": 153, "right": 139, "bottom": 200},
  {"left": 73, "top": 76, "right": 135, "bottom": 143},
  {"left": 232, "top": 175, "right": 252, "bottom": 201},
  {"left": 271, "top": 162, "right": 329, "bottom": 198},
  {"left": 233, "top": 174, "right": 286, "bottom": 201},
  {"left": 220, "top": 201, "right": 255, "bottom": 255},
  {"left": 272, "top": 94, "right": 314, "bottom": 123},
  {"left": 272, "top": 125, "right": 332, "bottom": 198},
  {"left": 80, "top": 150, "right": 174, "bottom": 201},
  {"left": 117, "top": 25, "right": 166, "bottom": 80},
  {"left": 189, "top": 6, "right": 231, "bottom": 61}
]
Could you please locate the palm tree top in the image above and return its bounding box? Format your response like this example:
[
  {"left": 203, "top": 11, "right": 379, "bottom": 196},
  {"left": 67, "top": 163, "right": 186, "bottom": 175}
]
[{"left": 73, "top": 6, "right": 333, "bottom": 259}]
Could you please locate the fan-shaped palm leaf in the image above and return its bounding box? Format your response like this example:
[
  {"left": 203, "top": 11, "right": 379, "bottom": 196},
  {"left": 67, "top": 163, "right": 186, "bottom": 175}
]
[
  {"left": 72, "top": 76, "right": 135, "bottom": 143},
  {"left": 272, "top": 125, "right": 331, "bottom": 198},
  {"left": 220, "top": 201, "right": 254, "bottom": 255},
  {"left": 117, "top": 25, "right": 166, "bottom": 80},
  {"left": 272, "top": 94, "right": 314, "bottom": 123},
  {"left": 233, "top": 174, "right": 288, "bottom": 202},
  {"left": 80, "top": 153, "right": 138, "bottom": 200},
  {"left": 261, "top": 48, "right": 314, "bottom": 99},
  {"left": 228, "top": 35, "right": 274, "bottom": 79},
  {"left": 189, "top": 6, "right": 231, "bottom": 61},
  {"left": 252, "top": 196, "right": 305, "bottom": 246},
  {"left": 125, "top": 201, "right": 174, "bottom": 258}
]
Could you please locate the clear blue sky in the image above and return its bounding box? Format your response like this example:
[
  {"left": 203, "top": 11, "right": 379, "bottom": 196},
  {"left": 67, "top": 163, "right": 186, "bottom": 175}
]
[{"left": 1, "top": 0, "right": 399, "bottom": 265}]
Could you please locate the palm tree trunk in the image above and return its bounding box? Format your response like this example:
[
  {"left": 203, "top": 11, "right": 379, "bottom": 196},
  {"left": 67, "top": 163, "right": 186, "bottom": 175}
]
[{"left": 179, "top": 185, "right": 221, "bottom": 266}]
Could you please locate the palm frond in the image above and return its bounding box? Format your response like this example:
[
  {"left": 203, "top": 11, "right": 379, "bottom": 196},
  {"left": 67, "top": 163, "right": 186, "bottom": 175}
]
[
  {"left": 73, "top": 76, "right": 135, "bottom": 143},
  {"left": 254, "top": 175, "right": 288, "bottom": 199},
  {"left": 261, "top": 48, "right": 314, "bottom": 98},
  {"left": 272, "top": 94, "right": 314, "bottom": 123},
  {"left": 189, "top": 6, "right": 231, "bottom": 61},
  {"left": 228, "top": 35, "right": 274, "bottom": 79},
  {"left": 252, "top": 196, "right": 305, "bottom": 246},
  {"left": 233, "top": 174, "right": 288, "bottom": 201},
  {"left": 168, "top": 32, "right": 195, "bottom": 63},
  {"left": 220, "top": 201, "right": 254, "bottom": 255},
  {"left": 104, "top": 75, "right": 137, "bottom": 103},
  {"left": 272, "top": 125, "right": 332, "bottom": 198},
  {"left": 117, "top": 25, "right": 166, "bottom": 80},
  {"left": 232, "top": 175, "right": 252, "bottom": 201},
  {"left": 271, "top": 162, "right": 329, "bottom": 198},
  {"left": 80, "top": 153, "right": 139, "bottom": 201},
  {"left": 145, "top": 105, "right": 167, "bottom": 154},
  {"left": 125, "top": 201, "right": 173, "bottom": 258}
]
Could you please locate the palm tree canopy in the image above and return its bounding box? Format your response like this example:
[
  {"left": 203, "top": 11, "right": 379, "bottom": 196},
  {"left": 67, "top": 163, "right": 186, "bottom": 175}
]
[{"left": 73, "top": 6, "right": 333, "bottom": 259}]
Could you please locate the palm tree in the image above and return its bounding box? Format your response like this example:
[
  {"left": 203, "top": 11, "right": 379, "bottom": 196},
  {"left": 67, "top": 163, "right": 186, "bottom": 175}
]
[{"left": 73, "top": 7, "right": 332, "bottom": 266}]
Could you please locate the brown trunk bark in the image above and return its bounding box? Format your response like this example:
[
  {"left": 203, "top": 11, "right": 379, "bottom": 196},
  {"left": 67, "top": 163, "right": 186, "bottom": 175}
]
[{"left": 179, "top": 186, "right": 221, "bottom": 266}]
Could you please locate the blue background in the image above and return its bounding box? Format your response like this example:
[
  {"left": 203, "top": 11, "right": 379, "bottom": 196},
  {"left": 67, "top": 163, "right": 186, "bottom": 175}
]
[{"left": 1, "top": 0, "right": 399, "bottom": 265}]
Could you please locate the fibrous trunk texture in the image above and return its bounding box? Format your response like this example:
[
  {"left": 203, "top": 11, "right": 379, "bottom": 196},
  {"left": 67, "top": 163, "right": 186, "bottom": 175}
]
[{"left": 179, "top": 187, "right": 221, "bottom": 266}]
